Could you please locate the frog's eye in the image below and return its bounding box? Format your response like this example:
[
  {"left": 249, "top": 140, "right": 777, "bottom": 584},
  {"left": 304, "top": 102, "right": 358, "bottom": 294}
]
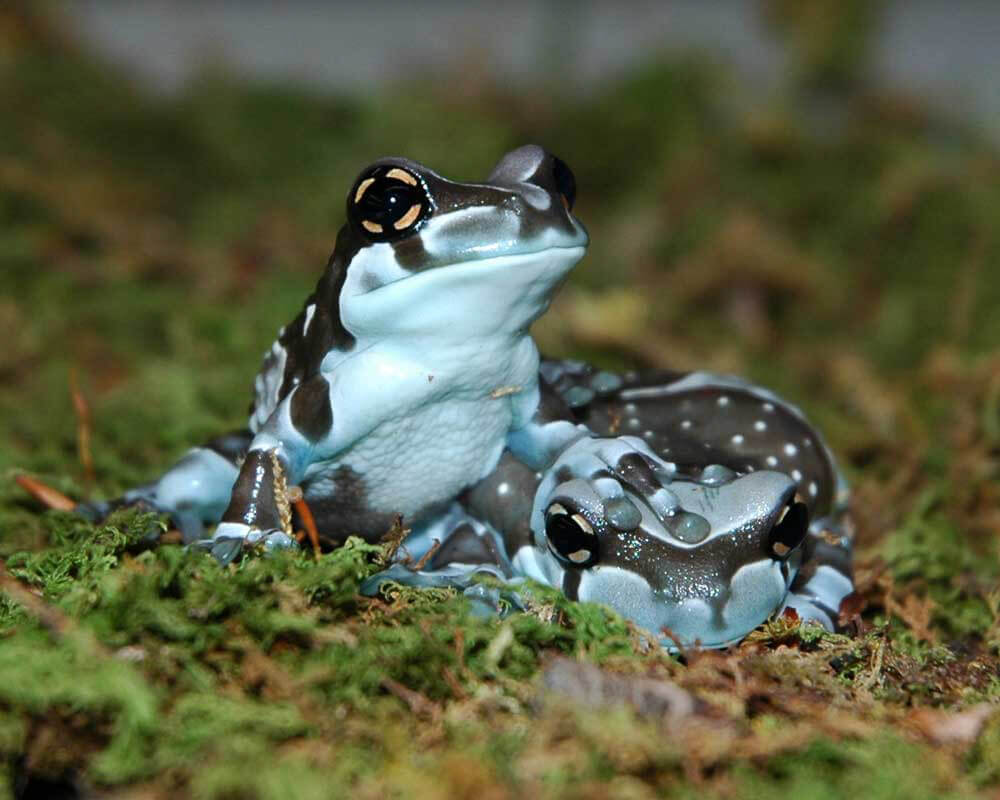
[
  {"left": 551, "top": 156, "right": 576, "bottom": 212},
  {"left": 348, "top": 165, "right": 432, "bottom": 242},
  {"left": 768, "top": 500, "right": 809, "bottom": 559},
  {"left": 545, "top": 502, "right": 599, "bottom": 568}
]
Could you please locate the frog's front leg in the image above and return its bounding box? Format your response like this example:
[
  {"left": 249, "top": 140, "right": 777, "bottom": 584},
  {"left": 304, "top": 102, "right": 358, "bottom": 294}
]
[{"left": 203, "top": 375, "right": 335, "bottom": 563}]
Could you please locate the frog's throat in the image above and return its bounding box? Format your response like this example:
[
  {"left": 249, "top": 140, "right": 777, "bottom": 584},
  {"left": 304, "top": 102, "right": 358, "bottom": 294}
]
[{"left": 340, "top": 245, "right": 586, "bottom": 341}]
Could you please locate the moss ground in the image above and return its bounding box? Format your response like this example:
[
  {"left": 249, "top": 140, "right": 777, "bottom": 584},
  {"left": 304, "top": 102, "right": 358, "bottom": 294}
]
[{"left": 1, "top": 5, "right": 999, "bottom": 798}]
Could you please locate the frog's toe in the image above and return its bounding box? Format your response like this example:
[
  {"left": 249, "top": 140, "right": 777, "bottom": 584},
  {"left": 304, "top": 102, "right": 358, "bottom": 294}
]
[
  {"left": 191, "top": 522, "right": 294, "bottom": 565},
  {"left": 190, "top": 522, "right": 247, "bottom": 564},
  {"left": 547, "top": 437, "right": 678, "bottom": 521},
  {"left": 534, "top": 465, "right": 654, "bottom": 562},
  {"left": 75, "top": 499, "right": 112, "bottom": 522}
]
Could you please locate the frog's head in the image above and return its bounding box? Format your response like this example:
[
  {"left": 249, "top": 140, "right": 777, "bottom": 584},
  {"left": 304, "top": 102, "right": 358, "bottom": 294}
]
[
  {"left": 332, "top": 145, "right": 589, "bottom": 339},
  {"left": 525, "top": 470, "right": 810, "bottom": 649}
]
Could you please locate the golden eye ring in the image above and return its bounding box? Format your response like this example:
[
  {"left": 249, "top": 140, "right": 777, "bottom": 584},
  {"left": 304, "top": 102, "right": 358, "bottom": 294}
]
[{"left": 348, "top": 165, "right": 432, "bottom": 242}]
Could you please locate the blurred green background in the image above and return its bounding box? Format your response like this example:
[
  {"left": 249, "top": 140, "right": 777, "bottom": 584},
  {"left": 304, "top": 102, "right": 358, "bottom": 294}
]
[{"left": 1, "top": 2, "right": 1000, "bottom": 798}]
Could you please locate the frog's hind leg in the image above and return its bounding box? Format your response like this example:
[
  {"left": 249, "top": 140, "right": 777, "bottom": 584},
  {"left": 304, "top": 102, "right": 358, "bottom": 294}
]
[
  {"left": 78, "top": 430, "right": 250, "bottom": 543},
  {"left": 361, "top": 504, "right": 524, "bottom": 616}
]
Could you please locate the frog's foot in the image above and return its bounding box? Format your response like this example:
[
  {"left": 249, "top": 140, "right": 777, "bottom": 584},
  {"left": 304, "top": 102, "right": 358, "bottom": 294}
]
[
  {"left": 361, "top": 562, "right": 524, "bottom": 617},
  {"left": 361, "top": 508, "right": 523, "bottom": 616},
  {"left": 532, "top": 436, "right": 680, "bottom": 544},
  {"left": 191, "top": 521, "right": 298, "bottom": 565}
]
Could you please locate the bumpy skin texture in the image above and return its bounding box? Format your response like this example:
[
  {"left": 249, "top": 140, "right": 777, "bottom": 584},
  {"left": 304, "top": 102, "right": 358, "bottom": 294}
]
[{"left": 87, "top": 146, "right": 854, "bottom": 649}]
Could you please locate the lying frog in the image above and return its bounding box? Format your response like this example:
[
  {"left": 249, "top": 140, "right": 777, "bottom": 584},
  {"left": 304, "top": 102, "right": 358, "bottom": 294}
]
[{"left": 82, "top": 145, "right": 853, "bottom": 648}]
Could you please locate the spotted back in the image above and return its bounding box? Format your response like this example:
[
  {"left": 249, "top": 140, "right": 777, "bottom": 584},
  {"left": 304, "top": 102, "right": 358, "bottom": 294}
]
[{"left": 542, "top": 360, "right": 840, "bottom": 518}]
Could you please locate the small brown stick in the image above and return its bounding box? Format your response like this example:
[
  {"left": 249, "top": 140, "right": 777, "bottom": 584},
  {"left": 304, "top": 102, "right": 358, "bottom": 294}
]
[
  {"left": 289, "top": 488, "right": 321, "bottom": 560},
  {"left": 69, "top": 368, "right": 96, "bottom": 484},
  {"left": 380, "top": 677, "right": 440, "bottom": 718},
  {"left": 441, "top": 666, "right": 467, "bottom": 700},
  {"left": 410, "top": 538, "right": 441, "bottom": 571},
  {"left": 660, "top": 625, "right": 691, "bottom": 662},
  {"left": 14, "top": 474, "right": 76, "bottom": 511}
]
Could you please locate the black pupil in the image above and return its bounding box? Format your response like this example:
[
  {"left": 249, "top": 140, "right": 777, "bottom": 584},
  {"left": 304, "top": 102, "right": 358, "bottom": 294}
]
[
  {"left": 552, "top": 156, "right": 576, "bottom": 211},
  {"left": 769, "top": 501, "right": 809, "bottom": 554},
  {"left": 360, "top": 182, "right": 421, "bottom": 225},
  {"left": 546, "top": 512, "right": 598, "bottom": 566}
]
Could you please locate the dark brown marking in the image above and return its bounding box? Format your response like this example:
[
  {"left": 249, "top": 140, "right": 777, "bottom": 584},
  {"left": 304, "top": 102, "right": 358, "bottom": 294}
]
[
  {"left": 290, "top": 375, "right": 333, "bottom": 442},
  {"left": 302, "top": 465, "right": 401, "bottom": 546}
]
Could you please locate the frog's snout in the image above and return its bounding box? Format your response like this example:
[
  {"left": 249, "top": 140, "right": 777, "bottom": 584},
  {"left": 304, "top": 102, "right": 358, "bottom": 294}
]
[{"left": 767, "top": 499, "right": 809, "bottom": 560}]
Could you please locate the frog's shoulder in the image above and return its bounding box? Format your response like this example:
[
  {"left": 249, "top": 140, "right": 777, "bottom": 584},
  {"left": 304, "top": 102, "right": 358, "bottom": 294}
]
[{"left": 249, "top": 251, "right": 356, "bottom": 431}]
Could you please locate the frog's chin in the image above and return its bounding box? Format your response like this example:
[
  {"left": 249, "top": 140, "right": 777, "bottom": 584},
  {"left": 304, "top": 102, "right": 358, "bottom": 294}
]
[{"left": 341, "top": 245, "right": 586, "bottom": 340}]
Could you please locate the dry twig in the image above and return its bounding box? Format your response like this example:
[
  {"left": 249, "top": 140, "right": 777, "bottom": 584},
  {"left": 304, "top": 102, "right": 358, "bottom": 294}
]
[{"left": 14, "top": 474, "right": 76, "bottom": 511}]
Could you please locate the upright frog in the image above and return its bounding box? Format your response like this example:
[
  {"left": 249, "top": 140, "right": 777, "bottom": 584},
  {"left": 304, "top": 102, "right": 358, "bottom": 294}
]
[{"left": 84, "top": 146, "right": 854, "bottom": 648}]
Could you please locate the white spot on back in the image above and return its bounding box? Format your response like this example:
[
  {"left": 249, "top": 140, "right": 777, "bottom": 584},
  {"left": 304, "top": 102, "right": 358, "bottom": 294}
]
[
  {"left": 765, "top": 455, "right": 779, "bottom": 467},
  {"left": 808, "top": 481, "right": 818, "bottom": 497},
  {"left": 731, "top": 434, "right": 744, "bottom": 446},
  {"left": 717, "top": 395, "right": 730, "bottom": 407},
  {"left": 784, "top": 443, "right": 798, "bottom": 457},
  {"left": 681, "top": 420, "right": 693, "bottom": 430},
  {"left": 762, "top": 402, "right": 775, "bottom": 413},
  {"left": 497, "top": 481, "right": 510, "bottom": 497},
  {"left": 754, "top": 420, "right": 767, "bottom": 432},
  {"left": 791, "top": 469, "right": 803, "bottom": 482}
]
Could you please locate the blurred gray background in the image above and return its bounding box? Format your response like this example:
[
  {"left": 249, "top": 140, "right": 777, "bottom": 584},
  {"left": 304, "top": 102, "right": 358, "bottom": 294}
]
[{"left": 60, "top": 0, "right": 1000, "bottom": 140}]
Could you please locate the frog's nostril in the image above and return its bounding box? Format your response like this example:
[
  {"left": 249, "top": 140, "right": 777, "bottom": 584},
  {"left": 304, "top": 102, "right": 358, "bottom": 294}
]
[{"left": 768, "top": 501, "right": 809, "bottom": 559}]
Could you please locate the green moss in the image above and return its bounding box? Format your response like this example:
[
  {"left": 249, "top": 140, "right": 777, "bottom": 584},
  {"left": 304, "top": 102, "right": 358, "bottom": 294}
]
[
  {"left": 3, "top": 3, "right": 1000, "bottom": 797},
  {"left": 724, "top": 735, "right": 977, "bottom": 800}
]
